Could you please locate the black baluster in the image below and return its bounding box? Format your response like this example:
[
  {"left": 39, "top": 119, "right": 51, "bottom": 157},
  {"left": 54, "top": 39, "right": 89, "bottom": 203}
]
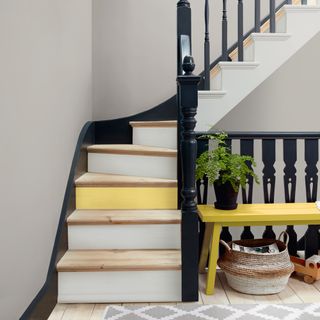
[
  {"left": 255, "top": 0, "right": 261, "bottom": 32},
  {"left": 222, "top": 0, "right": 228, "bottom": 61},
  {"left": 196, "top": 138, "right": 209, "bottom": 261},
  {"left": 219, "top": 138, "right": 233, "bottom": 251},
  {"left": 238, "top": 0, "right": 244, "bottom": 61},
  {"left": 204, "top": 0, "right": 210, "bottom": 90},
  {"left": 240, "top": 139, "right": 254, "bottom": 240},
  {"left": 196, "top": 139, "right": 209, "bottom": 205},
  {"left": 270, "top": 0, "right": 276, "bottom": 33},
  {"left": 262, "top": 139, "right": 276, "bottom": 239},
  {"left": 304, "top": 139, "right": 319, "bottom": 259},
  {"left": 177, "top": 54, "right": 201, "bottom": 302},
  {"left": 283, "top": 139, "right": 298, "bottom": 256}
]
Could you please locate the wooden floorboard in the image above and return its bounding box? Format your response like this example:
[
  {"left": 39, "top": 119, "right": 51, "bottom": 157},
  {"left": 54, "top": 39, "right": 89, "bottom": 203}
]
[
  {"left": 49, "top": 271, "right": 320, "bottom": 319},
  {"left": 288, "top": 275, "right": 320, "bottom": 303}
]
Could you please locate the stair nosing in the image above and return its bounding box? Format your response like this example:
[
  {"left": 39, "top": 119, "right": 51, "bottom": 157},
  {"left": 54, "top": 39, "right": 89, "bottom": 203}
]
[
  {"left": 87, "top": 144, "right": 177, "bottom": 157},
  {"left": 75, "top": 173, "right": 177, "bottom": 188},
  {"left": 67, "top": 210, "right": 181, "bottom": 225},
  {"left": 57, "top": 249, "right": 182, "bottom": 272},
  {"left": 130, "top": 120, "right": 177, "bottom": 128}
]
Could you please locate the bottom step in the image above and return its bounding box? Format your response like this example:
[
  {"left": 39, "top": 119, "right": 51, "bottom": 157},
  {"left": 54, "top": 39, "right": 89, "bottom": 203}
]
[{"left": 57, "top": 250, "right": 182, "bottom": 303}]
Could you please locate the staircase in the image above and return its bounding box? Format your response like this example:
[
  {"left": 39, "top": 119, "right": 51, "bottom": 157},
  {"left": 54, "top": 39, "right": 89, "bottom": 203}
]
[
  {"left": 56, "top": 121, "right": 182, "bottom": 303},
  {"left": 196, "top": 2, "right": 320, "bottom": 131},
  {"left": 49, "top": 0, "right": 320, "bottom": 310}
]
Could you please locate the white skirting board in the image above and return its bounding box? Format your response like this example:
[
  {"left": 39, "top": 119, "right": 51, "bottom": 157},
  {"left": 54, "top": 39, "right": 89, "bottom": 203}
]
[
  {"left": 68, "top": 224, "right": 181, "bottom": 250},
  {"left": 132, "top": 127, "right": 177, "bottom": 149},
  {"left": 58, "top": 270, "right": 182, "bottom": 303},
  {"left": 88, "top": 152, "right": 177, "bottom": 180}
]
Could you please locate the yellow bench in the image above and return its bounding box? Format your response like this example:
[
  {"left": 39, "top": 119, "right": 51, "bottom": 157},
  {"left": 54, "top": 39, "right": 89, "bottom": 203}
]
[{"left": 198, "top": 203, "right": 320, "bottom": 295}]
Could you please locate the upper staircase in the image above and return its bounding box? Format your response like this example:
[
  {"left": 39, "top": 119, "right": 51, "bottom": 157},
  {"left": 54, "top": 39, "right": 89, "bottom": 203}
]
[{"left": 196, "top": 1, "right": 320, "bottom": 131}]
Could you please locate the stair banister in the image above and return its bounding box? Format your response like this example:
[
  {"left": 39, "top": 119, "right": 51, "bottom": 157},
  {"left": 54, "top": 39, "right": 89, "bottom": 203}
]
[
  {"left": 238, "top": 0, "right": 244, "bottom": 61},
  {"left": 255, "top": 0, "right": 261, "bottom": 32},
  {"left": 222, "top": 0, "right": 228, "bottom": 61},
  {"left": 204, "top": 0, "right": 210, "bottom": 90},
  {"left": 270, "top": 0, "right": 276, "bottom": 33}
]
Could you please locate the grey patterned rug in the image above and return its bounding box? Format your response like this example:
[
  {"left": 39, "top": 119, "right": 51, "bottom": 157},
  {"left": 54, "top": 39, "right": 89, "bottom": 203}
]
[{"left": 104, "top": 303, "right": 320, "bottom": 320}]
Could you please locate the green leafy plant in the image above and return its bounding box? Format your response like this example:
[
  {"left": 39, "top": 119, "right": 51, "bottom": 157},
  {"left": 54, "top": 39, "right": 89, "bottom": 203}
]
[{"left": 196, "top": 132, "right": 259, "bottom": 192}]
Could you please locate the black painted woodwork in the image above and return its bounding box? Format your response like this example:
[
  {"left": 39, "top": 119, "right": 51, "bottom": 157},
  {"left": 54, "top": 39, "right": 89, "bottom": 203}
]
[
  {"left": 283, "top": 139, "right": 298, "bottom": 256},
  {"left": 240, "top": 139, "right": 255, "bottom": 240},
  {"left": 262, "top": 139, "right": 276, "bottom": 239},
  {"left": 222, "top": 0, "right": 228, "bottom": 61},
  {"left": 238, "top": 0, "right": 244, "bottom": 62},
  {"left": 177, "top": 55, "right": 200, "bottom": 302},
  {"left": 304, "top": 139, "right": 319, "bottom": 259},
  {"left": 255, "top": 0, "right": 261, "bottom": 32},
  {"left": 219, "top": 139, "right": 233, "bottom": 253},
  {"left": 204, "top": 0, "right": 210, "bottom": 90},
  {"left": 270, "top": 0, "right": 276, "bottom": 33}
]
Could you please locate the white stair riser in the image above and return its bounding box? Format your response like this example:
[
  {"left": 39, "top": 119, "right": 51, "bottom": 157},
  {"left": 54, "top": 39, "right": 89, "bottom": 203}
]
[
  {"left": 196, "top": 6, "right": 320, "bottom": 131},
  {"left": 68, "top": 224, "right": 181, "bottom": 250},
  {"left": 58, "top": 270, "right": 181, "bottom": 303},
  {"left": 213, "top": 66, "right": 259, "bottom": 92},
  {"left": 132, "top": 127, "right": 177, "bottom": 149},
  {"left": 285, "top": 7, "right": 320, "bottom": 42},
  {"left": 88, "top": 153, "right": 177, "bottom": 179}
]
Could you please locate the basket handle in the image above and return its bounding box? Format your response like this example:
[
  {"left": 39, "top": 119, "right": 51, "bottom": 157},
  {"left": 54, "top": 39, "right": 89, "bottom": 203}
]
[
  {"left": 219, "top": 240, "right": 232, "bottom": 252},
  {"left": 278, "top": 231, "right": 290, "bottom": 246}
]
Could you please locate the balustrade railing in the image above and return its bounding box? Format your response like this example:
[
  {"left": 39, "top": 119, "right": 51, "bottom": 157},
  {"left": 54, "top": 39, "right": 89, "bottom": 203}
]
[
  {"left": 196, "top": 132, "right": 320, "bottom": 260},
  {"left": 202, "top": 0, "right": 310, "bottom": 89},
  {"left": 177, "top": 0, "right": 312, "bottom": 302}
]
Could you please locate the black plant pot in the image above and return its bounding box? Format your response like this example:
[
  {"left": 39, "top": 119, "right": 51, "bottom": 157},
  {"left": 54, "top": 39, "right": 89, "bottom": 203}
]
[{"left": 214, "top": 180, "right": 239, "bottom": 210}]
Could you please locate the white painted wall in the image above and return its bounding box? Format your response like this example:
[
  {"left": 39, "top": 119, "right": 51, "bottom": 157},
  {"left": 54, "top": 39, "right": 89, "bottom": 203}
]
[{"left": 0, "top": 1, "right": 92, "bottom": 319}]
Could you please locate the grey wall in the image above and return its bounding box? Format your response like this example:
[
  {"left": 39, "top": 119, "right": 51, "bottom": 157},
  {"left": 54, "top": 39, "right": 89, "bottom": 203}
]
[
  {"left": 93, "top": 0, "right": 278, "bottom": 120},
  {"left": 0, "top": 1, "right": 92, "bottom": 319},
  {"left": 216, "top": 31, "right": 320, "bottom": 131}
]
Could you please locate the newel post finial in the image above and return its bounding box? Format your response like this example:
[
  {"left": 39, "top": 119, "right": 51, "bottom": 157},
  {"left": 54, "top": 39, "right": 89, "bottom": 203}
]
[
  {"left": 182, "top": 55, "right": 195, "bottom": 75},
  {"left": 177, "top": 0, "right": 190, "bottom": 8}
]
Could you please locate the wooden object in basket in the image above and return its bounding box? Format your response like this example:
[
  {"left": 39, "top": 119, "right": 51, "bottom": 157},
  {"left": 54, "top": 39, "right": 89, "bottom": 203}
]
[{"left": 291, "top": 255, "right": 320, "bottom": 284}]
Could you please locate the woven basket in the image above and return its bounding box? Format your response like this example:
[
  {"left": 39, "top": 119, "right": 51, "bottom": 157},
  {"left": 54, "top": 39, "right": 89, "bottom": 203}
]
[{"left": 218, "top": 231, "right": 294, "bottom": 295}]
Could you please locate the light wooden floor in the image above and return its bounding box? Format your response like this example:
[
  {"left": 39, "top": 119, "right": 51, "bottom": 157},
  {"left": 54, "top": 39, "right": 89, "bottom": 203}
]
[{"left": 48, "top": 271, "right": 320, "bottom": 320}]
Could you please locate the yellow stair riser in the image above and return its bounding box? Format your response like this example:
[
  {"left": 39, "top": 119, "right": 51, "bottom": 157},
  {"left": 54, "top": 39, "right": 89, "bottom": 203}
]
[{"left": 76, "top": 187, "right": 177, "bottom": 210}]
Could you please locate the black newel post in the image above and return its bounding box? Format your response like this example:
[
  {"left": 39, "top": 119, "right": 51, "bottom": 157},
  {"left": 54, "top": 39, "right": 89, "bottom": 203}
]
[
  {"left": 177, "top": 56, "right": 201, "bottom": 301},
  {"left": 177, "top": 0, "right": 192, "bottom": 210},
  {"left": 204, "top": 0, "right": 210, "bottom": 90}
]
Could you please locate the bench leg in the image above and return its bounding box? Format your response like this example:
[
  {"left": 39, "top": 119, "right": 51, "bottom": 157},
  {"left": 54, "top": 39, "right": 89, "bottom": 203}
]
[
  {"left": 206, "top": 223, "right": 222, "bottom": 295},
  {"left": 199, "top": 223, "right": 214, "bottom": 274}
]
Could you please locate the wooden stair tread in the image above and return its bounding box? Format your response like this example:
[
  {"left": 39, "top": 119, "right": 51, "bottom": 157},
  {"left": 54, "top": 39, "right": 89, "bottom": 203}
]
[
  {"left": 87, "top": 144, "right": 177, "bottom": 157},
  {"left": 75, "top": 173, "right": 177, "bottom": 188},
  {"left": 57, "top": 250, "right": 181, "bottom": 272},
  {"left": 130, "top": 120, "right": 177, "bottom": 128},
  {"left": 67, "top": 210, "right": 181, "bottom": 225}
]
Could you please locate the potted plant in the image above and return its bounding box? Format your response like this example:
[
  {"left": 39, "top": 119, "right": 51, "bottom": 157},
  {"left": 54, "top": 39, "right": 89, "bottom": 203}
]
[{"left": 196, "top": 132, "right": 259, "bottom": 210}]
